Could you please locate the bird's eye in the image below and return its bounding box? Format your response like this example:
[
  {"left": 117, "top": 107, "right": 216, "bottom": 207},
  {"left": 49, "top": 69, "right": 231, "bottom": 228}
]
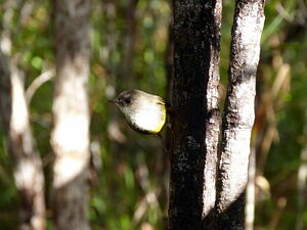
[{"left": 124, "top": 97, "right": 131, "bottom": 104}]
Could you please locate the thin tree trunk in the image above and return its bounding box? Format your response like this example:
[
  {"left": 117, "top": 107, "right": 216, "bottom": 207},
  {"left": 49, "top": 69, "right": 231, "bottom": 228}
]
[
  {"left": 296, "top": 109, "right": 307, "bottom": 230},
  {"left": 0, "top": 51, "right": 45, "bottom": 230},
  {"left": 215, "top": 1, "right": 265, "bottom": 229},
  {"left": 245, "top": 147, "right": 256, "bottom": 230},
  {"left": 168, "top": 0, "right": 221, "bottom": 229},
  {"left": 122, "top": 0, "right": 139, "bottom": 84},
  {"left": 51, "top": 1, "right": 91, "bottom": 229}
]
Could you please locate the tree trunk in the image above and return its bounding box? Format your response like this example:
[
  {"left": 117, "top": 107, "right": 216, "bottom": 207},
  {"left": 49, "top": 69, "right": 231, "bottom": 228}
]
[
  {"left": 51, "top": 0, "right": 91, "bottom": 229},
  {"left": 245, "top": 148, "right": 256, "bottom": 230},
  {"left": 296, "top": 109, "right": 307, "bottom": 230},
  {"left": 0, "top": 51, "right": 45, "bottom": 230},
  {"left": 215, "top": 1, "right": 265, "bottom": 229},
  {"left": 168, "top": 0, "right": 222, "bottom": 229}
]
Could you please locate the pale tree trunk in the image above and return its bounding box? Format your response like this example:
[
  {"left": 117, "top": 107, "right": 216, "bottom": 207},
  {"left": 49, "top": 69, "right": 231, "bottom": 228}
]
[
  {"left": 168, "top": 0, "right": 222, "bottom": 229},
  {"left": 51, "top": 0, "right": 91, "bottom": 229},
  {"left": 296, "top": 109, "right": 307, "bottom": 230},
  {"left": 245, "top": 148, "right": 256, "bottom": 230},
  {"left": 0, "top": 51, "right": 45, "bottom": 230},
  {"left": 215, "top": 0, "right": 265, "bottom": 229}
]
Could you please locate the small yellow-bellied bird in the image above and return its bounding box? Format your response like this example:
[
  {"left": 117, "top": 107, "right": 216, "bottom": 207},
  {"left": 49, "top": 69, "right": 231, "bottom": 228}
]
[{"left": 109, "top": 89, "right": 166, "bottom": 135}]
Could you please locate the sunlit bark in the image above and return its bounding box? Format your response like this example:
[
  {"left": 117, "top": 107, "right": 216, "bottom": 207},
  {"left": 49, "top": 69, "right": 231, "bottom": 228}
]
[
  {"left": 296, "top": 110, "right": 307, "bottom": 230},
  {"left": 51, "top": 0, "right": 91, "bottom": 229},
  {"left": 0, "top": 51, "right": 45, "bottom": 230},
  {"left": 215, "top": 0, "right": 265, "bottom": 229},
  {"left": 245, "top": 148, "right": 256, "bottom": 230}
]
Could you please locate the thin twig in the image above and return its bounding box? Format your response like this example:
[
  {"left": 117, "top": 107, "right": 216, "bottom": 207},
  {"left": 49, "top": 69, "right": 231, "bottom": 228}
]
[
  {"left": 275, "top": 3, "right": 293, "bottom": 23},
  {"left": 26, "top": 69, "right": 54, "bottom": 104}
]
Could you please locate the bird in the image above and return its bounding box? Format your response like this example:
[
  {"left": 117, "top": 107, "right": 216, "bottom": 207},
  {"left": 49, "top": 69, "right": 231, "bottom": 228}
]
[{"left": 109, "top": 89, "right": 166, "bottom": 135}]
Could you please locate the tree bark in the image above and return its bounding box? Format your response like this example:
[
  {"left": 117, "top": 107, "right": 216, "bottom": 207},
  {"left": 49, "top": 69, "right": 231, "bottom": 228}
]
[
  {"left": 168, "top": 0, "right": 221, "bottom": 229},
  {"left": 0, "top": 51, "right": 45, "bottom": 230},
  {"left": 296, "top": 109, "right": 307, "bottom": 230},
  {"left": 245, "top": 148, "right": 256, "bottom": 230},
  {"left": 51, "top": 0, "right": 91, "bottom": 229},
  {"left": 215, "top": 1, "right": 265, "bottom": 229}
]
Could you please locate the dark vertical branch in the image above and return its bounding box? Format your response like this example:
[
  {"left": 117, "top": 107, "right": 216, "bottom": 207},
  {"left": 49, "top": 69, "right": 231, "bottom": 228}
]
[
  {"left": 0, "top": 52, "right": 12, "bottom": 127},
  {"left": 168, "top": 0, "right": 221, "bottom": 229},
  {"left": 0, "top": 51, "right": 46, "bottom": 230},
  {"left": 216, "top": 0, "right": 265, "bottom": 229},
  {"left": 165, "top": 22, "right": 174, "bottom": 99},
  {"left": 122, "top": 0, "right": 139, "bottom": 83},
  {"left": 101, "top": 0, "right": 118, "bottom": 75},
  {"left": 51, "top": 0, "right": 91, "bottom": 229}
]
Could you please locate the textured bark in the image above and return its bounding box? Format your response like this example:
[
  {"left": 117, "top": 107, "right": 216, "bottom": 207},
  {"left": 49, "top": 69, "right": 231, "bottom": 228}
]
[
  {"left": 51, "top": 1, "right": 91, "bottom": 229},
  {"left": 0, "top": 51, "right": 45, "bottom": 230},
  {"left": 215, "top": 1, "right": 265, "bottom": 229},
  {"left": 168, "top": 0, "right": 221, "bottom": 229}
]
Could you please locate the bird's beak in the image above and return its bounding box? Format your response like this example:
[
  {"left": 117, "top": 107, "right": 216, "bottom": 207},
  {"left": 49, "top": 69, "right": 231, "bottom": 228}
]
[{"left": 108, "top": 99, "right": 117, "bottom": 104}]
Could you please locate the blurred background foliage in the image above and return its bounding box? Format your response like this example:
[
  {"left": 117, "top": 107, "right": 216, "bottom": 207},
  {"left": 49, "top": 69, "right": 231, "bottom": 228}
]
[{"left": 0, "top": 0, "right": 306, "bottom": 229}]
